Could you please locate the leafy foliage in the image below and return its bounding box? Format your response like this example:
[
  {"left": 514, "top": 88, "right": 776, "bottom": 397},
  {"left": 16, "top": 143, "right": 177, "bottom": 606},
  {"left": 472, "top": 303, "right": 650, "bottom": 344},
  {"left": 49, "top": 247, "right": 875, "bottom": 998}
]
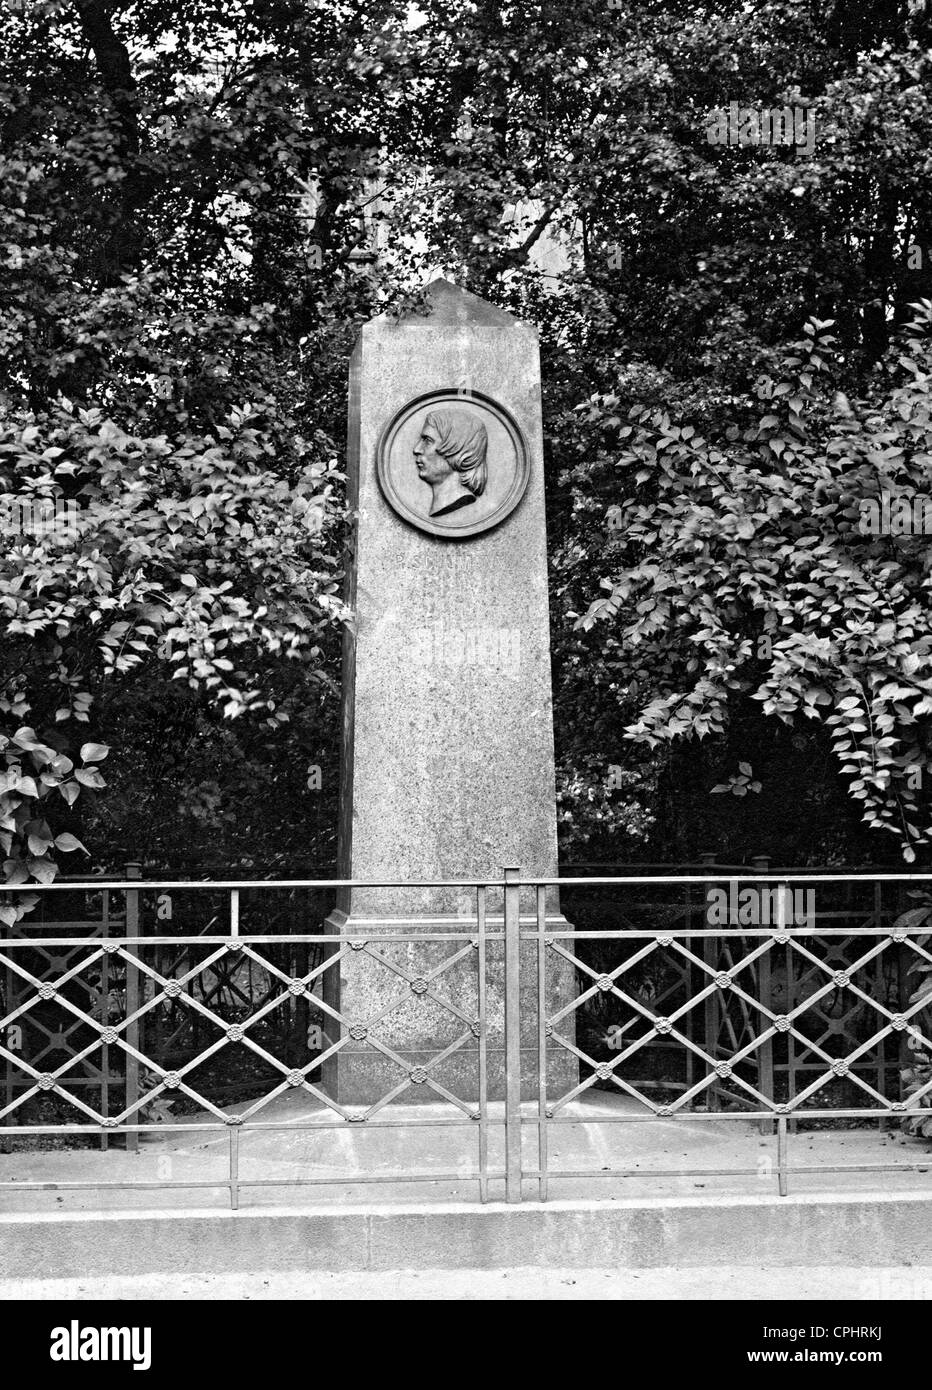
[
  {"left": 0, "top": 0, "right": 369, "bottom": 881},
  {"left": 3, "top": 0, "right": 932, "bottom": 874},
  {"left": 568, "top": 305, "right": 932, "bottom": 861}
]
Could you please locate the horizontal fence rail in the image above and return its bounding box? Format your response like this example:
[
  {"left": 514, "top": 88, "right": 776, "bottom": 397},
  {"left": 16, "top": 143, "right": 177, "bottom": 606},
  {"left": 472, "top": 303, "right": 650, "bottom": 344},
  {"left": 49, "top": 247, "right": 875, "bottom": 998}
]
[{"left": 0, "top": 871, "right": 931, "bottom": 1207}]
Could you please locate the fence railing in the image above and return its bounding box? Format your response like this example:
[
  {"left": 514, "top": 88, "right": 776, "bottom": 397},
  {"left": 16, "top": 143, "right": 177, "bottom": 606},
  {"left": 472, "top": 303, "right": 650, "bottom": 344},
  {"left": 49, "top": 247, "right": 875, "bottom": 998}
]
[{"left": 1, "top": 871, "right": 931, "bottom": 1206}]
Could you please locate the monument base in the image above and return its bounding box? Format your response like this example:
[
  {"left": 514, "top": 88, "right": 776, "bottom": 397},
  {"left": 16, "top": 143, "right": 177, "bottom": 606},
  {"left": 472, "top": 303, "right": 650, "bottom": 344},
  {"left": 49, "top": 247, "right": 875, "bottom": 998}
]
[{"left": 320, "top": 909, "right": 578, "bottom": 1106}]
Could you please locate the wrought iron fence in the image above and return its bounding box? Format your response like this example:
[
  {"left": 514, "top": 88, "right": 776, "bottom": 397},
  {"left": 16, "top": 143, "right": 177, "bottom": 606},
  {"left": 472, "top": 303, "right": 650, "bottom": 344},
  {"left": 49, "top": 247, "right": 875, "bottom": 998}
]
[
  {"left": 560, "top": 870, "right": 908, "bottom": 1114},
  {"left": 0, "top": 870, "right": 931, "bottom": 1207}
]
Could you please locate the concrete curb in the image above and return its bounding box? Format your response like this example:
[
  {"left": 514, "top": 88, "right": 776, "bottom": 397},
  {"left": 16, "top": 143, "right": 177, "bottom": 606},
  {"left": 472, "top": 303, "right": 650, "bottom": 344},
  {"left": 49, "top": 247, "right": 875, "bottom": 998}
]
[{"left": 2, "top": 1191, "right": 931, "bottom": 1278}]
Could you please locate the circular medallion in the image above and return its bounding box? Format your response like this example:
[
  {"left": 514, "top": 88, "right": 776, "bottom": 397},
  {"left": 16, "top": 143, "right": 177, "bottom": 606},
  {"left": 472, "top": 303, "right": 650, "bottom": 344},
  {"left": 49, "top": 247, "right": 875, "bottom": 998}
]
[{"left": 376, "top": 389, "right": 530, "bottom": 539}]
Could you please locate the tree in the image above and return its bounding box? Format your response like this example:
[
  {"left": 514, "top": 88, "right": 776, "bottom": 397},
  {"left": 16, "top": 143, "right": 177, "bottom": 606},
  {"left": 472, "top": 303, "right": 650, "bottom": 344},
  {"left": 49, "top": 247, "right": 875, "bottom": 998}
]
[
  {"left": 4, "top": 0, "right": 932, "bottom": 884},
  {"left": 567, "top": 305, "right": 932, "bottom": 863}
]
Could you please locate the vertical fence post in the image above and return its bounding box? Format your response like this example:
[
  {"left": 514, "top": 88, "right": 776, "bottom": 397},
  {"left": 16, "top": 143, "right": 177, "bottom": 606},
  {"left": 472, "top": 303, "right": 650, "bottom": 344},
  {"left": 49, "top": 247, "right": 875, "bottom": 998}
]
[
  {"left": 536, "top": 883, "right": 548, "bottom": 1202},
  {"left": 477, "top": 884, "right": 488, "bottom": 1203},
  {"left": 875, "top": 877, "right": 891, "bottom": 1104},
  {"left": 503, "top": 865, "right": 523, "bottom": 1204},
  {"left": 777, "top": 1113, "right": 789, "bottom": 1197},
  {"left": 758, "top": 870, "right": 782, "bottom": 1137},
  {"left": 100, "top": 889, "right": 110, "bottom": 1151},
  {"left": 2, "top": 907, "right": 14, "bottom": 1154},
  {"left": 124, "top": 862, "right": 142, "bottom": 1154},
  {"left": 893, "top": 879, "right": 909, "bottom": 1119},
  {"left": 702, "top": 855, "right": 721, "bottom": 1111},
  {"left": 682, "top": 875, "right": 695, "bottom": 1100},
  {"left": 229, "top": 1125, "right": 240, "bottom": 1211}
]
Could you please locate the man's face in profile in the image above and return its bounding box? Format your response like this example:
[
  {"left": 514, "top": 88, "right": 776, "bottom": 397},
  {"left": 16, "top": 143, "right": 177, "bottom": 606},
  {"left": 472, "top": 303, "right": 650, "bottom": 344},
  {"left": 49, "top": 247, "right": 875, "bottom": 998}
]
[
  {"left": 413, "top": 425, "right": 450, "bottom": 486},
  {"left": 411, "top": 407, "right": 488, "bottom": 517}
]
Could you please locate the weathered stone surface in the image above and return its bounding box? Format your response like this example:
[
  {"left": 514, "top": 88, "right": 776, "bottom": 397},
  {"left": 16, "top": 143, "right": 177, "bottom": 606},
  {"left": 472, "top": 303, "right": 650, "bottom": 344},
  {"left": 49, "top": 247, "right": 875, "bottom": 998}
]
[{"left": 324, "top": 279, "right": 575, "bottom": 1103}]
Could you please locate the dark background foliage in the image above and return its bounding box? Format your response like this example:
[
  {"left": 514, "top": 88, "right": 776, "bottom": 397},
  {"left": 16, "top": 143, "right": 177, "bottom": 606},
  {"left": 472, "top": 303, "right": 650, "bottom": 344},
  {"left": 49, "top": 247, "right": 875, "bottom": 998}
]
[{"left": 2, "top": 0, "right": 932, "bottom": 882}]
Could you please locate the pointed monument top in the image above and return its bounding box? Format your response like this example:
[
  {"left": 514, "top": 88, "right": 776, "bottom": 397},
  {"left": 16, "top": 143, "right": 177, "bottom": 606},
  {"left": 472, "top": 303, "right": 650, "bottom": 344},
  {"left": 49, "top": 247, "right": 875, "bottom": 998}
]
[{"left": 405, "top": 278, "right": 518, "bottom": 328}]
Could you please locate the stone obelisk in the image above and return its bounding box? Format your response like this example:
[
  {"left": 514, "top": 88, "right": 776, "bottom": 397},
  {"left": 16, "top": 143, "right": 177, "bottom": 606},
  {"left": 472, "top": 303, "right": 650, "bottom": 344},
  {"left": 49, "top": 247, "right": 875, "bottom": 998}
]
[{"left": 324, "top": 279, "right": 574, "bottom": 1104}]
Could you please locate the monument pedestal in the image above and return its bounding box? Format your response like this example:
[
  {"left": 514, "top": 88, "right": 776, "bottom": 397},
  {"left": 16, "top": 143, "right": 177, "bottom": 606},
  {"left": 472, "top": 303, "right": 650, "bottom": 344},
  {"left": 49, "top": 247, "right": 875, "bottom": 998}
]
[
  {"left": 325, "top": 279, "right": 576, "bottom": 1106},
  {"left": 322, "top": 906, "right": 577, "bottom": 1105}
]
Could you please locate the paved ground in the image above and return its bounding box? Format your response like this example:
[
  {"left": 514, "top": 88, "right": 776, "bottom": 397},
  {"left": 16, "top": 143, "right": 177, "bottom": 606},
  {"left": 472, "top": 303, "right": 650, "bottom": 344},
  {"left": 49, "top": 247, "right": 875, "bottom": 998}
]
[
  {"left": 3, "top": 1266, "right": 931, "bottom": 1300},
  {"left": 2, "top": 1092, "right": 929, "bottom": 1212}
]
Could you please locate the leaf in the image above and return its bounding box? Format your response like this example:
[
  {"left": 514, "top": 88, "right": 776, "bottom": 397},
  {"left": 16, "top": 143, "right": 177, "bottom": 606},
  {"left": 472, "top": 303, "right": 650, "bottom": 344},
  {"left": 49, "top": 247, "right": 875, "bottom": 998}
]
[
  {"left": 79, "top": 743, "right": 110, "bottom": 763},
  {"left": 54, "top": 833, "right": 87, "bottom": 854},
  {"left": 27, "top": 857, "right": 56, "bottom": 885},
  {"left": 894, "top": 906, "right": 932, "bottom": 930},
  {"left": 75, "top": 768, "right": 105, "bottom": 789}
]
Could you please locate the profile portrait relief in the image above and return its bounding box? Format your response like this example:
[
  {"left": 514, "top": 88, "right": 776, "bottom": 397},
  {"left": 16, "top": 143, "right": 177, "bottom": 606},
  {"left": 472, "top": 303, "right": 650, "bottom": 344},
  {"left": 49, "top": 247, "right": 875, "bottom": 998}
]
[
  {"left": 376, "top": 388, "right": 529, "bottom": 539},
  {"left": 413, "top": 409, "right": 488, "bottom": 517}
]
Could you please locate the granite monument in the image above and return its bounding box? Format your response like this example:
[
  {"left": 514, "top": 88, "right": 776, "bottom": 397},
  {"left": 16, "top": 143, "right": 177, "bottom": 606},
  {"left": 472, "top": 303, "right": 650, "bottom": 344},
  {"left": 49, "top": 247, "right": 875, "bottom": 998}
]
[{"left": 323, "top": 278, "right": 575, "bottom": 1104}]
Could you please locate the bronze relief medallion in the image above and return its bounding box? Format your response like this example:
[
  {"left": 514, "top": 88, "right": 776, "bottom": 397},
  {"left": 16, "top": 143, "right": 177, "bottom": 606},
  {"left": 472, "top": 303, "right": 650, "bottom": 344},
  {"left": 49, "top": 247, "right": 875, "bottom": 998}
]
[{"left": 376, "top": 389, "right": 530, "bottom": 539}]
